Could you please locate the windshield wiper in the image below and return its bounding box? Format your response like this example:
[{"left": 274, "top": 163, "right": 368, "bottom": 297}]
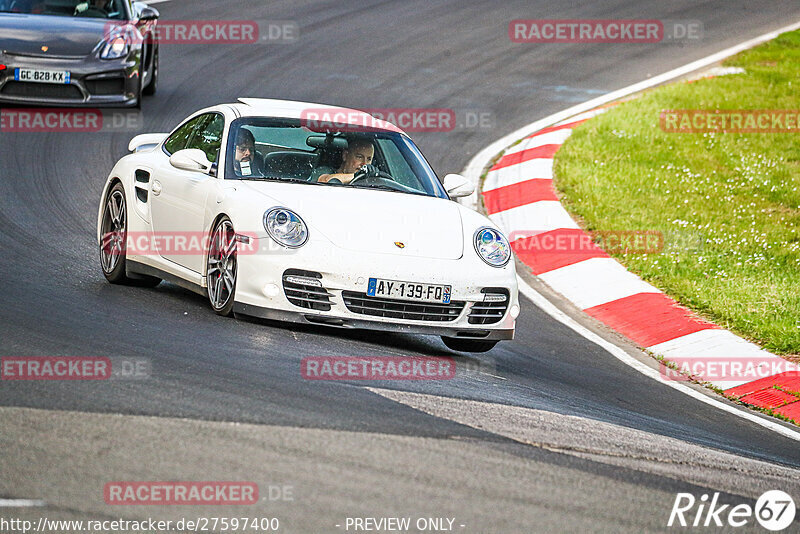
[
  {"left": 350, "top": 183, "right": 426, "bottom": 195},
  {"left": 241, "top": 176, "right": 312, "bottom": 184}
]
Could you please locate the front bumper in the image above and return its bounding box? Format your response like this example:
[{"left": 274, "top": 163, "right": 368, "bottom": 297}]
[
  {"left": 0, "top": 52, "right": 139, "bottom": 107},
  {"left": 232, "top": 237, "right": 519, "bottom": 340},
  {"left": 233, "top": 301, "right": 515, "bottom": 340}
]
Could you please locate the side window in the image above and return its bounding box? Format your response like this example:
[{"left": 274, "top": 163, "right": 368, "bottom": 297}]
[
  {"left": 186, "top": 114, "right": 224, "bottom": 163},
  {"left": 163, "top": 115, "right": 208, "bottom": 155}
]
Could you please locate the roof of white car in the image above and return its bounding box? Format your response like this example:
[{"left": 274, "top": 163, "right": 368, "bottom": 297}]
[{"left": 231, "top": 98, "right": 406, "bottom": 135}]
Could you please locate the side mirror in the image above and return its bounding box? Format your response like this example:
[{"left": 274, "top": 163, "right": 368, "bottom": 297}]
[
  {"left": 137, "top": 4, "right": 159, "bottom": 21},
  {"left": 443, "top": 173, "right": 475, "bottom": 198},
  {"left": 170, "top": 149, "right": 213, "bottom": 174}
]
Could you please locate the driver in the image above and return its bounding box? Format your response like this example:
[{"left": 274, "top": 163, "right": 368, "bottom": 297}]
[
  {"left": 317, "top": 137, "right": 379, "bottom": 184},
  {"left": 233, "top": 128, "right": 264, "bottom": 176}
]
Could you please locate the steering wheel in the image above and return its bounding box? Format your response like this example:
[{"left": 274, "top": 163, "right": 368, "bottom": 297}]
[
  {"left": 74, "top": 2, "right": 108, "bottom": 17},
  {"left": 349, "top": 168, "right": 394, "bottom": 185}
]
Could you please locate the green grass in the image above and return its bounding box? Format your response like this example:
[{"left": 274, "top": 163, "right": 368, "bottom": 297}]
[{"left": 553, "top": 30, "right": 800, "bottom": 355}]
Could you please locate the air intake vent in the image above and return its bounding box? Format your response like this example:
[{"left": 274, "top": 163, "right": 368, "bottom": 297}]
[
  {"left": 134, "top": 170, "right": 150, "bottom": 202},
  {"left": 282, "top": 269, "right": 332, "bottom": 311},
  {"left": 342, "top": 291, "right": 465, "bottom": 322},
  {"left": 85, "top": 75, "right": 125, "bottom": 96},
  {"left": 468, "top": 288, "right": 509, "bottom": 324},
  {"left": 1, "top": 81, "right": 82, "bottom": 99}
]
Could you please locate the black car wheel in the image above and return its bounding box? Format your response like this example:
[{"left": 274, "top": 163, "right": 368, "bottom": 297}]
[{"left": 143, "top": 45, "right": 158, "bottom": 96}]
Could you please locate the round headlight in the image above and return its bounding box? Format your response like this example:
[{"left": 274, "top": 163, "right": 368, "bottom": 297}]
[
  {"left": 263, "top": 207, "right": 308, "bottom": 248},
  {"left": 100, "top": 36, "right": 129, "bottom": 59},
  {"left": 474, "top": 227, "right": 511, "bottom": 267}
]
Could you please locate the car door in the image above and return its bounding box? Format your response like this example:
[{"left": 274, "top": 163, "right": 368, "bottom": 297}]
[{"left": 150, "top": 112, "right": 225, "bottom": 273}]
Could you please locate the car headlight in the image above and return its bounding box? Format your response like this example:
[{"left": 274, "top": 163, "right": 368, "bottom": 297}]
[
  {"left": 263, "top": 207, "right": 308, "bottom": 248},
  {"left": 474, "top": 227, "right": 511, "bottom": 267},
  {"left": 100, "top": 36, "right": 130, "bottom": 59}
]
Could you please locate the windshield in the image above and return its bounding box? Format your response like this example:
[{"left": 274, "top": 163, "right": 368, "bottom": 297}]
[
  {"left": 225, "top": 118, "right": 448, "bottom": 199},
  {"left": 0, "top": 0, "right": 128, "bottom": 19}
]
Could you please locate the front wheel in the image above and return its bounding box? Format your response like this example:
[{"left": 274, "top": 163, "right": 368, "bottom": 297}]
[
  {"left": 207, "top": 217, "right": 238, "bottom": 316},
  {"left": 441, "top": 337, "right": 499, "bottom": 353},
  {"left": 143, "top": 45, "right": 158, "bottom": 96}
]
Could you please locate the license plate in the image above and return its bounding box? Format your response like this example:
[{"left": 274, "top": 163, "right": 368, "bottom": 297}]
[
  {"left": 367, "top": 278, "right": 451, "bottom": 304},
  {"left": 14, "top": 68, "right": 71, "bottom": 84}
]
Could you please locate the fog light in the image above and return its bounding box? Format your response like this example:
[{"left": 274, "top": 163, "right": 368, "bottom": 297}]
[
  {"left": 263, "top": 283, "right": 279, "bottom": 297},
  {"left": 483, "top": 293, "right": 508, "bottom": 303},
  {"left": 510, "top": 305, "right": 520, "bottom": 319}
]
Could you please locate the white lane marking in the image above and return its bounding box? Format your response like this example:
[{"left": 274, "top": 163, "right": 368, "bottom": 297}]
[
  {"left": 515, "top": 275, "right": 800, "bottom": 442},
  {"left": 483, "top": 158, "right": 554, "bottom": 191},
  {"left": 488, "top": 201, "right": 580, "bottom": 235},
  {"left": 460, "top": 18, "right": 800, "bottom": 211},
  {"left": 553, "top": 107, "right": 609, "bottom": 126},
  {"left": 538, "top": 258, "right": 661, "bottom": 309},
  {"left": 142, "top": 0, "right": 171, "bottom": 4},
  {"left": 0, "top": 499, "right": 46, "bottom": 507}
]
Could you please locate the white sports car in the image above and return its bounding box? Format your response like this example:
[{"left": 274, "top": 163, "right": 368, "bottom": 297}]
[{"left": 97, "top": 98, "right": 519, "bottom": 352}]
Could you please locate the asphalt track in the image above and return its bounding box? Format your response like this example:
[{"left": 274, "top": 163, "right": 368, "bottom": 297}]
[{"left": 2, "top": 1, "right": 800, "bottom": 532}]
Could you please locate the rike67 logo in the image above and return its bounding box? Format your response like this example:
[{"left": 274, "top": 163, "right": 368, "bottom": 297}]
[{"left": 668, "top": 490, "right": 796, "bottom": 531}]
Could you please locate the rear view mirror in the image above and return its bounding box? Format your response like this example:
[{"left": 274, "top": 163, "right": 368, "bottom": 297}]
[
  {"left": 306, "top": 135, "right": 349, "bottom": 150},
  {"left": 443, "top": 173, "right": 475, "bottom": 198}
]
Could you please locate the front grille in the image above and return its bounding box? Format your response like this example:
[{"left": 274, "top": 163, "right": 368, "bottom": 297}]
[
  {"left": 342, "top": 291, "right": 465, "bottom": 322},
  {"left": 1, "top": 81, "right": 83, "bottom": 99},
  {"left": 283, "top": 269, "right": 332, "bottom": 311},
  {"left": 468, "top": 288, "right": 509, "bottom": 324},
  {"left": 86, "top": 77, "right": 124, "bottom": 96}
]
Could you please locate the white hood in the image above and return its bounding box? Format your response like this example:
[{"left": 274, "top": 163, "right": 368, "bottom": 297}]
[{"left": 239, "top": 182, "right": 464, "bottom": 259}]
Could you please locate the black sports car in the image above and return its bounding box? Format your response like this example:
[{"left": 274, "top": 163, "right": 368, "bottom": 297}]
[{"left": 0, "top": 0, "right": 159, "bottom": 107}]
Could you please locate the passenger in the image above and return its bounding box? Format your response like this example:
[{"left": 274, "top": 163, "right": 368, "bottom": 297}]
[{"left": 233, "top": 128, "right": 264, "bottom": 177}]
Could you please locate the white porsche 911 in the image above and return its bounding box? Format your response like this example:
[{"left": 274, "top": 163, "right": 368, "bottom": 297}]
[{"left": 97, "top": 98, "right": 519, "bottom": 352}]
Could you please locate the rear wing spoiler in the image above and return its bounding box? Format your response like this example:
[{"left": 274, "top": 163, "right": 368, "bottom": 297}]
[{"left": 128, "top": 133, "right": 169, "bottom": 152}]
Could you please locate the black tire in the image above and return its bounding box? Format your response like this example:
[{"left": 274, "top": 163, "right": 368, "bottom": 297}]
[
  {"left": 441, "top": 337, "right": 499, "bottom": 353},
  {"left": 143, "top": 45, "right": 158, "bottom": 96},
  {"left": 132, "top": 81, "right": 142, "bottom": 109},
  {"left": 206, "top": 217, "right": 237, "bottom": 316},
  {"left": 99, "top": 183, "right": 160, "bottom": 287}
]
